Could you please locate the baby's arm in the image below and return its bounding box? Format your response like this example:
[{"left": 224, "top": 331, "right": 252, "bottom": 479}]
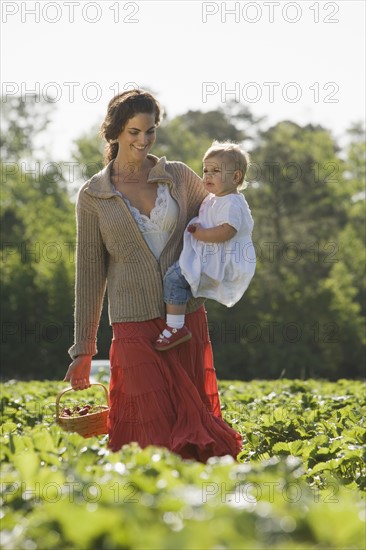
[{"left": 188, "top": 222, "right": 237, "bottom": 243}]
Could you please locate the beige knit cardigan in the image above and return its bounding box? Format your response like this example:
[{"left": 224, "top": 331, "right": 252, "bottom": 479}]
[{"left": 68, "top": 155, "right": 208, "bottom": 359}]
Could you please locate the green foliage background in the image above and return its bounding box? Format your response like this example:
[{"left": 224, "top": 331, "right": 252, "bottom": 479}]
[
  {"left": 1, "top": 378, "right": 365, "bottom": 549},
  {"left": 1, "top": 96, "right": 365, "bottom": 380}
]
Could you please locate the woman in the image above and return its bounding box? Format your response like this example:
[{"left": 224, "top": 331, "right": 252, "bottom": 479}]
[{"left": 63, "top": 89, "right": 242, "bottom": 462}]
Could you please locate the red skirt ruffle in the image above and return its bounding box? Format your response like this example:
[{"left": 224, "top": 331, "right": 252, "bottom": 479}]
[{"left": 107, "top": 306, "right": 242, "bottom": 462}]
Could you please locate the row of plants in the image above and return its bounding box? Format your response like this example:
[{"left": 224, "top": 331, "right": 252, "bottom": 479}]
[{"left": 1, "top": 378, "right": 365, "bottom": 549}]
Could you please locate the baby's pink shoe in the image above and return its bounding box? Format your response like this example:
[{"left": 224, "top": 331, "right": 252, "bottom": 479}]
[{"left": 155, "top": 325, "right": 192, "bottom": 351}]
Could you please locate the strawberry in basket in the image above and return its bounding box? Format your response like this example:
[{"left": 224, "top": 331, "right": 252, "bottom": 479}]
[
  {"left": 56, "top": 384, "right": 110, "bottom": 438},
  {"left": 61, "top": 404, "right": 105, "bottom": 417}
]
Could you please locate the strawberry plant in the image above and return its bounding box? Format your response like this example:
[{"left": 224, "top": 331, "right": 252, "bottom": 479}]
[{"left": 1, "top": 378, "right": 365, "bottom": 549}]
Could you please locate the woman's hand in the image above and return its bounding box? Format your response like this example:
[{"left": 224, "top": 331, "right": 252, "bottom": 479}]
[{"left": 63, "top": 355, "right": 92, "bottom": 390}]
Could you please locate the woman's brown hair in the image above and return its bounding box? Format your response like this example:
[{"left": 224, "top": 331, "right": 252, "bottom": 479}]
[{"left": 100, "top": 89, "right": 161, "bottom": 165}]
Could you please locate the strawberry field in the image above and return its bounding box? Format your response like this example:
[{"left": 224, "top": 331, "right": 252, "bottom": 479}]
[{"left": 1, "top": 378, "right": 365, "bottom": 550}]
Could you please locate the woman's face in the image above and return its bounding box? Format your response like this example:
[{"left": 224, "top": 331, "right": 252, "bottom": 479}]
[{"left": 117, "top": 112, "right": 157, "bottom": 166}]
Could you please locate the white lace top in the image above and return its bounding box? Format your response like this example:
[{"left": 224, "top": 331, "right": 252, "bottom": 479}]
[{"left": 113, "top": 183, "right": 178, "bottom": 260}]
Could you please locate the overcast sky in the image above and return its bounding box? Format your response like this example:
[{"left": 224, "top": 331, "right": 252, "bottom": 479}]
[{"left": 2, "top": 0, "right": 365, "bottom": 160}]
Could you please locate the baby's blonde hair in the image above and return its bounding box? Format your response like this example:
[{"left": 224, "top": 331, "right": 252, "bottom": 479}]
[{"left": 203, "top": 140, "right": 250, "bottom": 189}]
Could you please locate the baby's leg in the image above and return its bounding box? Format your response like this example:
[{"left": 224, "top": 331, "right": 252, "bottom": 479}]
[
  {"left": 166, "top": 303, "right": 186, "bottom": 316},
  {"left": 155, "top": 262, "right": 192, "bottom": 351}
]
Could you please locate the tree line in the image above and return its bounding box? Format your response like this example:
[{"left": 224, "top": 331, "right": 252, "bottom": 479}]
[{"left": 1, "top": 96, "right": 365, "bottom": 380}]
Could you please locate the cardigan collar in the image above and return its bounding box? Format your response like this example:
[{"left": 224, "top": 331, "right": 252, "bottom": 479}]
[{"left": 84, "top": 155, "right": 175, "bottom": 198}]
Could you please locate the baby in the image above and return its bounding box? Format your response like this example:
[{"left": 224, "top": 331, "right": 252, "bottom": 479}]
[{"left": 155, "top": 140, "right": 256, "bottom": 351}]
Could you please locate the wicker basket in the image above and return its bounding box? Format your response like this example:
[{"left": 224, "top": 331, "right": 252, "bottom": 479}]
[{"left": 56, "top": 383, "right": 110, "bottom": 438}]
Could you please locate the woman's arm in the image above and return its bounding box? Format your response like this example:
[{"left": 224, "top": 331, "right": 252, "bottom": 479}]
[{"left": 68, "top": 188, "right": 107, "bottom": 360}]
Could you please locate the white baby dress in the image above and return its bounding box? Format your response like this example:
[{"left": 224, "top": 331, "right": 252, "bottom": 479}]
[{"left": 179, "top": 193, "right": 256, "bottom": 307}]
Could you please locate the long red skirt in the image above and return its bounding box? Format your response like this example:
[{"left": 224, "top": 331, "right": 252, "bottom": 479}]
[{"left": 107, "top": 306, "right": 242, "bottom": 462}]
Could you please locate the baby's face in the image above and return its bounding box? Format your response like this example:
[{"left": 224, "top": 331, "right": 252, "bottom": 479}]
[{"left": 202, "top": 155, "right": 239, "bottom": 196}]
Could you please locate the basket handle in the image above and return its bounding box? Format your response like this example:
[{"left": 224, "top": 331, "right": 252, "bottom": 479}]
[{"left": 55, "top": 383, "right": 110, "bottom": 422}]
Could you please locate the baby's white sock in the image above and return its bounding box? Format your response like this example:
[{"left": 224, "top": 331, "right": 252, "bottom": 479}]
[{"left": 162, "top": 314, "right": 185, "bottom": 337}]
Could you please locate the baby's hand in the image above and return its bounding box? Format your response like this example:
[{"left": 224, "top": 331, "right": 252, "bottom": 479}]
[{"left": 188, "top": 223, "right": 204, "bottom": 239}]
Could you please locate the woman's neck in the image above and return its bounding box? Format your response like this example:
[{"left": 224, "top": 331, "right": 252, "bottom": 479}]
[
  {"left": 111, "top": 155, "right": 156, "bottom": 187},
  {"left": 112, "top": 155, "right": 153, "bottom": 176}
]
